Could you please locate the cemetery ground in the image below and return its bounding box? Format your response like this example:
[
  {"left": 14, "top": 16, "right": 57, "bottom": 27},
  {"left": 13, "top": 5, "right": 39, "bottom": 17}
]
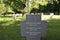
[{"left": 0, "top": 15, "right": 60, "bottom": 40}]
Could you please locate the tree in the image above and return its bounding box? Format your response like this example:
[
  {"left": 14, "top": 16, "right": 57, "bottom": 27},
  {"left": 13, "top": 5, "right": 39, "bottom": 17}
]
[
  {"left": 22, "top": 0, "right": 49, "bottom": 13},
  {"left": 0, "top": 0, "right": 59, "bottom": 15},
  {"left": 57, "top": 0, "right": 60, "bottom": 14},
  {"left": 3, "top": 0, "right": 26, "bottom": 14},
  {"left": 0, "top": 4, "right": 6, "bottom": 14},
  {"left": 0, "top": 0, "right": 7, "bottom": 16}
]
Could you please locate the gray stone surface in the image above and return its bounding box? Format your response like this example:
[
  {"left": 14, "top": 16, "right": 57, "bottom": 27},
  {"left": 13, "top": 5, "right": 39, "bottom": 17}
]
[
  {"left": 20, "top": 21, "right": 42, "bottom": 36},
  {"left": 40, "top": 20, "right": 47, "bottom": 37},
  {"left": 26, "top": 35, "right": 41, "bottom": 40},
  {"left": 25, "top": 21, "right": 41, "bottom": 36},
  {"left": 20, "top": 21, "right": 26, "bottom": 36},
  {"left": 26, "top": 14, "right": 41, "bottom": 21},
  {"left": 20, "top": 14, "right": 47, "bottom": 40}
]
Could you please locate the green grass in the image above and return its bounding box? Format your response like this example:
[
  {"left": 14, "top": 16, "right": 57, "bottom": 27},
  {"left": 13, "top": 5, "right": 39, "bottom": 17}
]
[
  {"left": 0, "top": 16, "right": 26, "bottom": 40},
  {"left": 44, "top": 19, "right": 60, "bottom": 40},
  {"left": 0, "top": 16, "right": 60, "bottom": 40}
]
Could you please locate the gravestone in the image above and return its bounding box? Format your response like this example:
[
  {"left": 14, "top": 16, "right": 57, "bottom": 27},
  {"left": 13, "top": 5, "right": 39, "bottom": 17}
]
[
  {"left": 20, "top": 13, "right": 47, "bottom": 40},
  {"left": 13, "top": 14, "right": 16, "bottom": 19},
  {"left": 41, "top": 13, "right": 44, "bottom": 16},
  {"left": 50, "top": 13, "right": 54, "bottom": 18},
  {"left": 20, "top": 21, "right": 26, "bottom": 36}
]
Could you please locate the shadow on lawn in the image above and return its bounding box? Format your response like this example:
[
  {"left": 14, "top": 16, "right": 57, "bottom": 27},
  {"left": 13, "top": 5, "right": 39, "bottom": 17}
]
[
  {"left": 0, "top": 20, "right": 26, "bottom": 40},
  {"left": 0, "top": 19, "right": 60, "bottom": 40},
  {"left": 45, "top": 20, "right": 60, "bottom": 40}
]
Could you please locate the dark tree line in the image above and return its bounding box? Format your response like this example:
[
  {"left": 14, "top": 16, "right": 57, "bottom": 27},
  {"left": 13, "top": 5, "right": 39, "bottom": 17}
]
[{"left": 30, "top": 0, "right": 60, "bottom": 15}]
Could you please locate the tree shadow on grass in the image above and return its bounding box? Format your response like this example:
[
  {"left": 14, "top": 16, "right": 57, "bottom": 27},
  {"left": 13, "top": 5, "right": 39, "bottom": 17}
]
[{"left": 0, "top": 20, "right": 26, "bottom": 40}]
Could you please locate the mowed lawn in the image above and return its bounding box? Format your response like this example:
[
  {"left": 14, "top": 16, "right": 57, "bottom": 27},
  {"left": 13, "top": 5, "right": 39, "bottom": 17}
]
[{"left": 0, "top": 15, "right": 60, "bottom": 40}]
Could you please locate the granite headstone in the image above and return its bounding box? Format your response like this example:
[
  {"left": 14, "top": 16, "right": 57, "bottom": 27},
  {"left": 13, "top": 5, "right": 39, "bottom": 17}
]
[{"left": 20, "top": 14, "right": 47, "bottom": 40}]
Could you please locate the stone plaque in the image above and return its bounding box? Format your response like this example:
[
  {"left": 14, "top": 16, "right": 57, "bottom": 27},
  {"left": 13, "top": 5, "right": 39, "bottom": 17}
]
[
  {"left": 25, "top": 21, "right": 41, "bottom": 36},
  {"left": 20, "top": 21, "right": 42, "bottom": 36},
  {"left": 20, "top": 14, "right": 47, "bottom": 40}
]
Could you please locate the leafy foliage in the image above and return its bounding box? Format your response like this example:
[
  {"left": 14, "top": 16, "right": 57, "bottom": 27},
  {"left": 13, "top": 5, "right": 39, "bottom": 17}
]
[
  {"left": 0, "top": 0, "right": 60, "bottom": 15},
  {"left": 0, "top": 4, "right": 6, "bottom": 14},
  {"left": 3, "top": 0, "right": 26, "bottom": 11}
]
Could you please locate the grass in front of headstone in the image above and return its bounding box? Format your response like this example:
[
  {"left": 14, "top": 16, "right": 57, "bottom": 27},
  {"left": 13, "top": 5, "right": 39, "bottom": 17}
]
[
  {"left": 41, "top": 19, "right": 60, "bottom": 40},
  {"left": 0, "top": 16, "right": 60, "bottom": 40},
  {"left": 0, "top": 16, "right": 26, "bottom": 40}
]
